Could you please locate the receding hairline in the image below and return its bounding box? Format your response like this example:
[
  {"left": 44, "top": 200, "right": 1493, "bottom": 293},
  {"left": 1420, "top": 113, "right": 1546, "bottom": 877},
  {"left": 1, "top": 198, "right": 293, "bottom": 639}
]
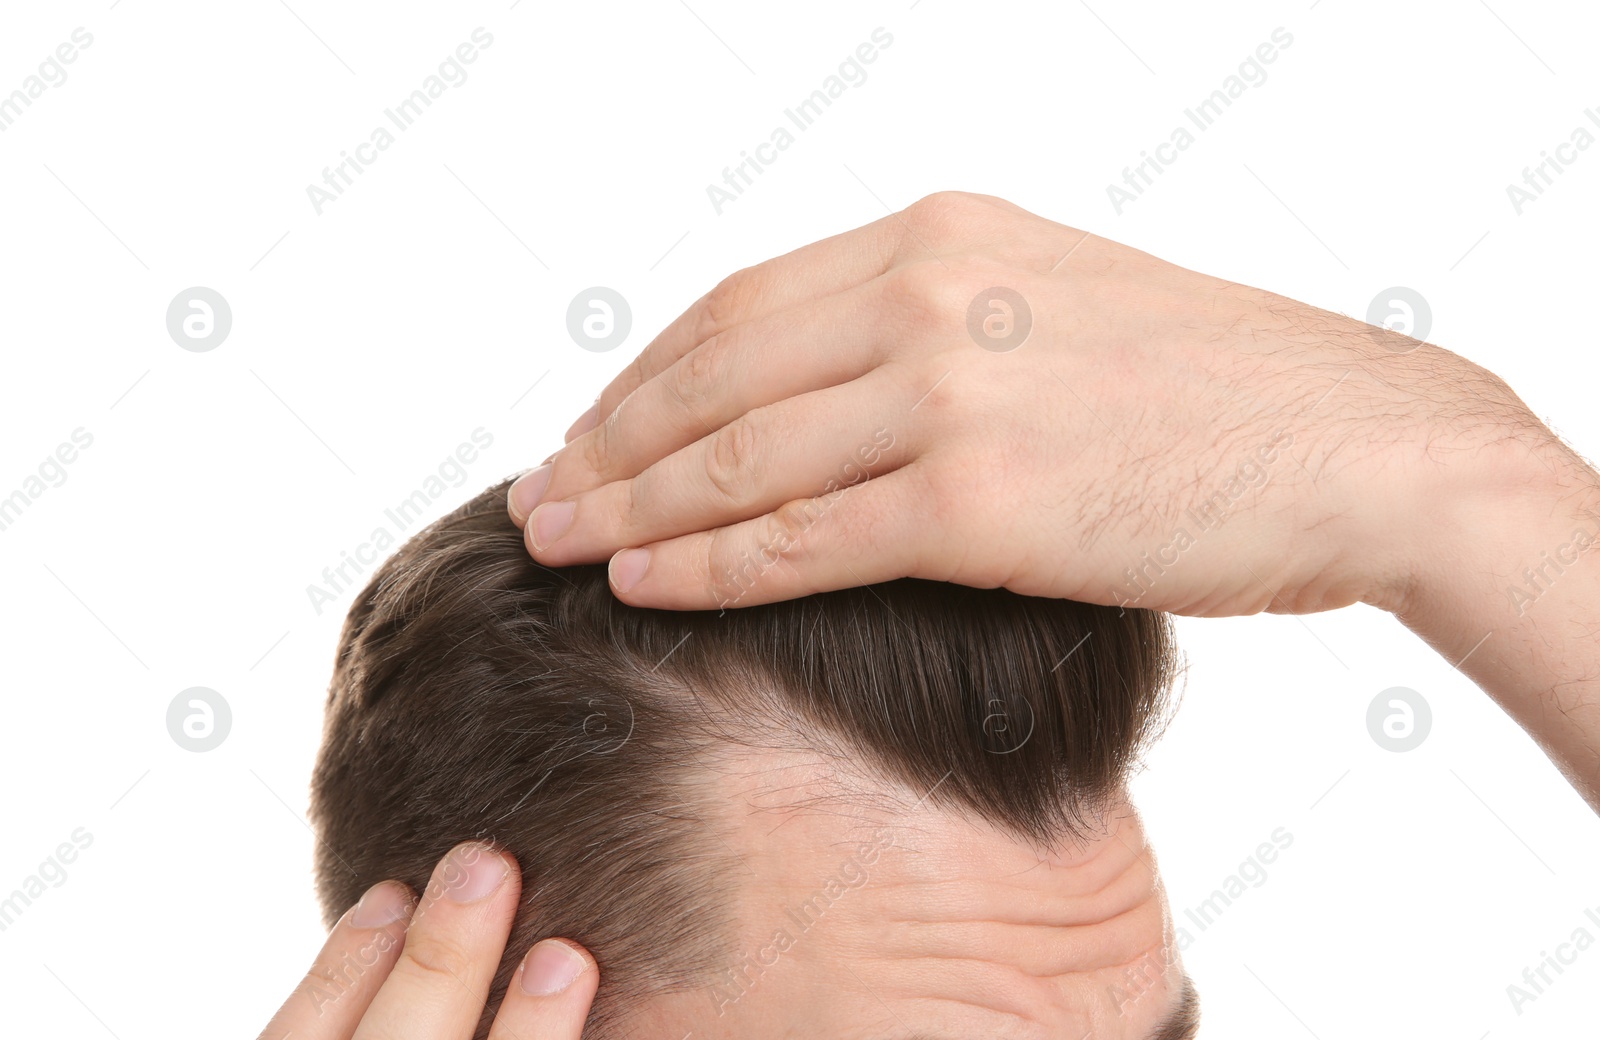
[{"left": 312, "top": 477, "right": 1184, "bottom": 1038}]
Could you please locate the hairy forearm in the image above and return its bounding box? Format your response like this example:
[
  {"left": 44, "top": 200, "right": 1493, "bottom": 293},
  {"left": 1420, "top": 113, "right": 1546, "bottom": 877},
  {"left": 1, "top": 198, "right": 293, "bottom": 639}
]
[{"left": 1399, "top": 445, "right": 1600, "bottom": 812}]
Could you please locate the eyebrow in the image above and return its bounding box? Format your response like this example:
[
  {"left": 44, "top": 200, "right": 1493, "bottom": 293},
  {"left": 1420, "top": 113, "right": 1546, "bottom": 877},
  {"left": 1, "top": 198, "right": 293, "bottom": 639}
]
[
  {"left": 1148, "top": 972, "right": 1202, "bottom": 1040},
  {"left": 878, "top": 973, "right": 1200, "bottom": 1040}
]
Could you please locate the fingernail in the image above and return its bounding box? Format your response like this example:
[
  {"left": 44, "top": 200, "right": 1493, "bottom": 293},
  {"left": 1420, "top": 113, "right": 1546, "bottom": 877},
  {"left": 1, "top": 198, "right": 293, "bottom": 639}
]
[
  {"left": 509, "top": 464, "right": 552, "bottom": 525},
  {"left": 350, "top": 881, "right": 412, "bottom": 928},
  {"left": 564, "top": 403, "right": 600, "bottom": 443},
  {"left": 442, "top": 843, "right": 509, "bottom": 904},
  {"left": 610, "top": 548, "right": 650, "bottom": 593},
  {"left": 531, "top": 501, "right": 575, "bottom": 551},
  {"left": 520, "top": 939, "right": 585, "bottom": 996}
]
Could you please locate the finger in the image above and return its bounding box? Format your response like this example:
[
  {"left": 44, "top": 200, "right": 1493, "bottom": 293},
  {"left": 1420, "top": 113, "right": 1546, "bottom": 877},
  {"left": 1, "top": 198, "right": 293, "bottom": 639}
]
[
  {"left": 540, "top": 273, "right": 918, "bottom": 508},
  {"left": 485, "top": 939, "right": 599, "bottom": 1040},
  {"left": 607, "top": 464, "right": 940, "bottom": 610},
  {"left": 258, "top": 880, "right": 415, "bottom": 1040},
  {"left": 526, "top": 374, "right": 912, "bottom": 566},
  {"left": 563, "top": 212, "right": 905, "bottom": 442},
  {"left": 352, "top": 842, "right": 520, "bottom": 1040}
]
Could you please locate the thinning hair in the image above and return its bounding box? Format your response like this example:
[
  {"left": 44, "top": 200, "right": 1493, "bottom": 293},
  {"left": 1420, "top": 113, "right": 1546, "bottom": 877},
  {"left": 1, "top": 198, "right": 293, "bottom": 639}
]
[{"left": 310, "top": 478, "right": 1181, "bottom": 1037}]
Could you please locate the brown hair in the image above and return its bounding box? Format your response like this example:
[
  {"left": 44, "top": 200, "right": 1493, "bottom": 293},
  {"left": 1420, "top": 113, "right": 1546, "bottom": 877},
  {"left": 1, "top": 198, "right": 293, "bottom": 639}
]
[{"left": 310, "top": 478, "right": 1181, "bottom": 1037}]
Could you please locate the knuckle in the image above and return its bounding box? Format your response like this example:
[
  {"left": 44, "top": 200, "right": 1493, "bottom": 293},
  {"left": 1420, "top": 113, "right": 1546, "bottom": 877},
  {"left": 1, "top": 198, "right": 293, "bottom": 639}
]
[
  {"left": 905, "top": 189, "right": 966, "bottom": 219},
  {"left": 759, "top": 499, "right": 836, "bottom": 595},
  {"left": 902, "top": 190, "right": 978, "bottom": 234},
  {"left": 768, "top": 498, "right": 823, "bottom": 558},
  {"left": 700, "top": 269, "right": 755, "bottom": 341},
  {"left": 704, "top": 414, "right": 762, "bottom": 504},
  {"left": 887, "top": 258, "right": 1039, "bottom": 350},
  {"left": 580, "top": 401, "right": 622, "bottom": 475},
  {"left": 882, "top": 262, "right": 960, "bottom": 326},
  {"left": 299, "top": 962, "right": 351, "bottom": 1001},
  {"left": 393, "top": 931, "right": 476, "bottom": 990},
  {"left": 701, "top": 528, "right": 747, "bottom": 609},
  {"left": 672, "top": 336, "right": 725, "bottom": 408},
  {"left": 700, "top": 498, "right": 816, "bottom": 608},
  {"left": 625, "top": 353, "right": 650, "bottom": 396},
  {"left": 619, "top": 469, "right": 648, "bottom": 531}
]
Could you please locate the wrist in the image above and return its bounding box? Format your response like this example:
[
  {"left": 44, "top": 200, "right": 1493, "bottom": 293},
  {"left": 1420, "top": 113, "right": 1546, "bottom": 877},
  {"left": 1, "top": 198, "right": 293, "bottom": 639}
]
[
  {"left": 1390, "top": 440, "right": 1600, "bottom": 811},
  {"left": 1400, "top": 440, "right": 1600, "bottom": 630}
]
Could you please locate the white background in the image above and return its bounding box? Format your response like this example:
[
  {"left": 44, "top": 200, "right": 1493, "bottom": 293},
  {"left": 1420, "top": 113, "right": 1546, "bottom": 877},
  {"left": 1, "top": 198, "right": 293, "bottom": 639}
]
[{"left": 2, "top": 0, "right": 1597, "bottom": 1036}]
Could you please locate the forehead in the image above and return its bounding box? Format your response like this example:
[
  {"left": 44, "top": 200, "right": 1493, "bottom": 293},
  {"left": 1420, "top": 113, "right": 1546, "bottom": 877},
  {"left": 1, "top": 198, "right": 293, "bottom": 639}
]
[
  {"left": 881, "top": 972, "right": 1197, "bottom": 1038},
  {"left": 636, "top": 754, "right": 1189, "bottom": 1039}
]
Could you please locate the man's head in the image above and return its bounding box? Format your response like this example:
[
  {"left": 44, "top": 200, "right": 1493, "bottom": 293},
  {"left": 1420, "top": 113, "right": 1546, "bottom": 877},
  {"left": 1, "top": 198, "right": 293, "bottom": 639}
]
[{"left": 310, "top": 478, "right": 1195, "bottom": 1038}]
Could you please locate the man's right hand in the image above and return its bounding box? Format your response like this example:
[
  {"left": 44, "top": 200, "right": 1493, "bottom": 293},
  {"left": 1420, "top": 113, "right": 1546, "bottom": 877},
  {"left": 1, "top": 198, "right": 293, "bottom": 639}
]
[
  {"left": 510, "top": 191, "right": 1600, "bottom": 809},
  {"left": 514, "top": 191, "right": 1564, "bottom": 623}
]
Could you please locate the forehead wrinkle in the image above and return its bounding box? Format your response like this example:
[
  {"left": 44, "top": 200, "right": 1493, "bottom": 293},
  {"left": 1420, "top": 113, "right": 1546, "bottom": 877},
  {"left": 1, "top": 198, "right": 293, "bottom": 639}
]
[
  {"left": 840, "top": 830, "right": 1158, "bottom": 928},
  {"left": 686, "top": 734, "right": 1180, "bottom": 1039}
]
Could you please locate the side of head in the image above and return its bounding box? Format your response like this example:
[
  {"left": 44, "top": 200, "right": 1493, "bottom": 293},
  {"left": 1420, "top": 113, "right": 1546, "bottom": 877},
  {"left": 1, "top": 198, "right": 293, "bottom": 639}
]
[{"left": 309, "top": 479, "right": 1190, "bottom": 1038}]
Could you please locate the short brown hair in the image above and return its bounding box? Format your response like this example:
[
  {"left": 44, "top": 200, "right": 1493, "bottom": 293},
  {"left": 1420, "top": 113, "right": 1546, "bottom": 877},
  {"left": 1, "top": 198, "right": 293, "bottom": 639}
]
[{"left": 309, "top": 478, "right": 1181, "bottom": 1037}]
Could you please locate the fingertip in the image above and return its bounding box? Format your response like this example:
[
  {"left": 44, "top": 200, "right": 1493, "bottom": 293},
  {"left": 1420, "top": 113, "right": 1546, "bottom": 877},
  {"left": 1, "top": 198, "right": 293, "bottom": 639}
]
[
  {"left": 517, "top": 938, "right": 595, "bottom": 996},
  {"left": 523, "top": 511, "right": 544, "bottom": 559},
  {"left": 609, "top": 548, "right": 651, "bottom": 596},
  {"left": 347, "top": 879, "right": 417, "bottom": 930},
  {"left": 490, "top": 936, "right": 599, "bottom": 1039},
  {"left": 434, "top": 841, "right": 517, "bottom": 905},
  {"left": 529, "top": 500, "right": 577, "bottom": 553},
  {"left": 508, "top": 464, "right": 553, "bottom": 528},
  {"left": 262, "top": 879, "right": 415, "bottom": 1037}
]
